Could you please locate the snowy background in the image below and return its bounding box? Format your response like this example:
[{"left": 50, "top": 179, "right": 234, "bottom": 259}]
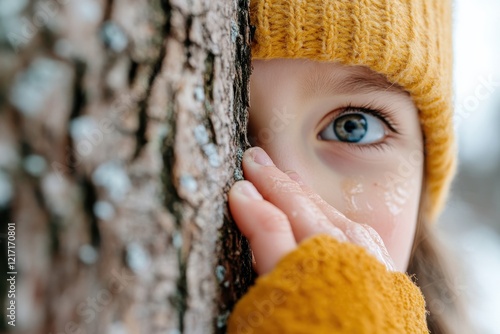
[{"left": 439, "top": 0, "right": 500, "bottom": 332}]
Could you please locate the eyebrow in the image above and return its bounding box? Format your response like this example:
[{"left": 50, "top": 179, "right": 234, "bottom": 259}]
[{"left": 300, "top": 67, "right": 406, "bottom": 98}]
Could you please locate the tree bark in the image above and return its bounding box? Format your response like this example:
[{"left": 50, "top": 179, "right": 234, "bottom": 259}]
[{"left": 0, "top": 0, "right": 252, "bottom": 333}]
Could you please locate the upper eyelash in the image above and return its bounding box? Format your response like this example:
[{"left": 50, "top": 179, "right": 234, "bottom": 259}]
[
  {"left": 338, "top": 102, "right": 401, "bottom": 135},
  {"left": 317, "top": 102, "right": 400, "bottom": 152}
]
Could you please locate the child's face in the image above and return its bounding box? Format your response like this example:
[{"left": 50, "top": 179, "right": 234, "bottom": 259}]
[{"left": 248, "top": 59, "right": 424, "bottom": 271}]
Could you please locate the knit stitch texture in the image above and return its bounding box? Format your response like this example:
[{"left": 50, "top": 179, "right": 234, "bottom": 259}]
[{"left": 228, "top": 235, "right": 428, "bottom": 333}]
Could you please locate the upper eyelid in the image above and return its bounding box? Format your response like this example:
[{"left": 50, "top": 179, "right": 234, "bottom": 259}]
[
  {"left": 326, "top": 105, "right": 400, "bottom": 135},
  {"left": 345, "top": 107, "right": 399, "bottom": 134}
]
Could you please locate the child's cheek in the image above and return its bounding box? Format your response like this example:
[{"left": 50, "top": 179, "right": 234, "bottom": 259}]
[{"left": 340, "top": 176, "right": 421, "bottom": 271}]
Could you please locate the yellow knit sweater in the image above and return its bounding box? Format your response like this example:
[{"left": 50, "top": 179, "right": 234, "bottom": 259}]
[{"left": 228, "top": 235, "right": 428, "bottom": 333}]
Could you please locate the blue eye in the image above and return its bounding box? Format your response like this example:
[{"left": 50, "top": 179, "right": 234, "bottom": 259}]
[{"left": 319, "top": 111, "right": 386, "bottom": 144}]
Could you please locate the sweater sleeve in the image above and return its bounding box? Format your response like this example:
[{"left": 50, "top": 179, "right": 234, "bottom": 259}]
[{"left": 227, "top": 235, "right": 428, "bottom": 334}]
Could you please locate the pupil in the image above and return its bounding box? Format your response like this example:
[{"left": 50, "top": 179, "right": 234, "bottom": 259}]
[
  {"left": 344, "top": 120, "right": 358, "bottom": 133},
  {"left": 333, "top": 114, "right": 367, "bottom": 143}
]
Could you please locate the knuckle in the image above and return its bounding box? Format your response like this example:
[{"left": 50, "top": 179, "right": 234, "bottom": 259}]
[
  {"left": 305, "top": 190, "right": 322, "bottom": 202},
  {"left": 345, "top": 222, "right": 371, "bottom": 244},
  {"left": 329, "top": 227, "right": 348, "bottom": 242},
  {"left": 360, "top": 223, "right": 384, "bottom": 243},
  {"left": 266, "top": 175, "right": 303, "bottom": 196}
]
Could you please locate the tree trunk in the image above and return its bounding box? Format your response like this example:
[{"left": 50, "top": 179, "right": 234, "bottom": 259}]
[{"left": 0, "top": 0, "right": 253, "bottom": 333}]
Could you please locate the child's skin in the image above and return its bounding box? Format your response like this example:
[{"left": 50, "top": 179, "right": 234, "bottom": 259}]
[{"left": 229, "top": 59, "right": 424, "bottom": 275}]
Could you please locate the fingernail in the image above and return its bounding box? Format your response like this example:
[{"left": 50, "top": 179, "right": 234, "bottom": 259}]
[
  {"left": 250, "top": 147, "right": 274, "bottom": 166},
  {"left": 285, "top": 170, "right": 304, "bottom": 185},
  {"left": 236, "top": 182, "right": 263, "bottom": 200}
]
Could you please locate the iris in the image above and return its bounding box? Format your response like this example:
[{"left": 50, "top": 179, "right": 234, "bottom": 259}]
[{"left": 334, "top": 114, "right": 367, "bottom": 143}]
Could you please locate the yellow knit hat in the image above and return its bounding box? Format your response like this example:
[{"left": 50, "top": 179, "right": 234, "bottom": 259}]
[{"left": 249, "top": 0, "right": 457, "bottom": 222}]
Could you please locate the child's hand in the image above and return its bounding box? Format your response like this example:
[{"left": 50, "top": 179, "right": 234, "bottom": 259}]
[{"left": 229, "top": 147, "right": 395, "bottom": 275}]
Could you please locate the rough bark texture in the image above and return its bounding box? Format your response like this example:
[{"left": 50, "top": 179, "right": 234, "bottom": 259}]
[{"left": 0, "top": 0, "right": 252, "bottom": 333}]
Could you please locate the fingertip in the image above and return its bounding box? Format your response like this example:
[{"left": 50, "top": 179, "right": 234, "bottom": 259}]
[
  {"left": 245, "top": 147, "right": 275, "bottom": 167},
  {"left": 230, "top": 180, "right": 263, "bottom": 201}
]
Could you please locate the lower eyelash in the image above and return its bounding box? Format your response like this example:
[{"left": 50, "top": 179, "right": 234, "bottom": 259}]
[
  {"left": 344, "top": 140, "right": 393, "bottom": 153},
  {"left": 339, "top": 135, "right": 394, "bottom": 153}
]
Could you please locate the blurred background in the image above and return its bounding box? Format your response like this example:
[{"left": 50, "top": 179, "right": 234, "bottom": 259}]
[{"left": 440, "top": 0, "right": 500, "bottom": 332}]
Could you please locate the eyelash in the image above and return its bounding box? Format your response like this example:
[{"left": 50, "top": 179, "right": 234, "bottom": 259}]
[{"left": 320, "top": 102, "right": 400, "bottom": 152}]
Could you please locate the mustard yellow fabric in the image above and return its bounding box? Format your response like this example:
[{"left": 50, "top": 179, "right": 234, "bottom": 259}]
[
  {"left": 249, "top": 0, "right": 456, "bottom": 222},
  {"left": 228, "top": 235, "right": 428, "bottom": 333}
]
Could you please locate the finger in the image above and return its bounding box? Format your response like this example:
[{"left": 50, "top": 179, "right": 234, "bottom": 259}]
[
  {"left": 362, "top": 224, "right": 396, "bottom": 271},
  {"left": 344, "top": 223, "right": 395, "bottom": 271},
  {"left": 228, "top": 180, "right": 297, "bottom": 275},
  {"left": 289, "top": 172, "right": 394, "bottom": 270},
  {"left": 242, "top": 147, "right": 344, "bottom": 243},
  {"left": 286, "top": 171, "right": 350, "bottom": 234}
]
